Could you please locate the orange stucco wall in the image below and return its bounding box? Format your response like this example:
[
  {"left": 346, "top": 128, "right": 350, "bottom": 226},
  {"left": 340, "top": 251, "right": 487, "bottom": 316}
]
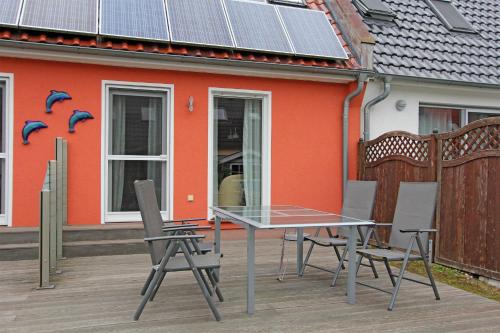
[{"left": 0, "top": 56, "right": 363, "bottom": 227}]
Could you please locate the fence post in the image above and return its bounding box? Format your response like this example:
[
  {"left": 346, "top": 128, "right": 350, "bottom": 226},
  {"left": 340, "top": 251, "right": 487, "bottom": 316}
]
[
  {"left": 55, "top": 138, "right": 65, "bottom": 260},
  {"left": 38, "top": 166, "right": 55, "bottom": 290},
  {"left": 434, "top": 132, "right": 443, "bottom": 263},
  {"left": 48, "top": 160, "right": 59, "bottom": 274},
  {"left": 358, "top": 139, "right": 365, "bottom": 180},
  {"left": 62, "top": 139, "right": 68, "bottom": 226}
]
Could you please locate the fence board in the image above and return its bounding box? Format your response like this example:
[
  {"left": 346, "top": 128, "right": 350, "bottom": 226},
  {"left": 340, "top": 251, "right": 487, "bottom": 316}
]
[{"left": 359, "top": 117, "right": 500, "bottom": 280}]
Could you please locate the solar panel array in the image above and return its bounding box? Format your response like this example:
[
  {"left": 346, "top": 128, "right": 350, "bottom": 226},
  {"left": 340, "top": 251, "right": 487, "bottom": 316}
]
[
  {"left": 7, "top": 0, "right": 348, "bottom": 60},
  {"left": 224, "top": 0, "right": 293, "bottom": 54},
  {"left": 20, "top": 0, "right": 98, "bottom": 34},
  {"left": 0, "top": 0, "right": 23, "bottom": 27},
  {"left": 100, "top": 0, "right": 169, "bottom": 42},
  {"left": 167, "top": 0, "right": 234, "bottom": 48},
  {"left": 277, "top": 5, "right": 348, "bottom": 59}
]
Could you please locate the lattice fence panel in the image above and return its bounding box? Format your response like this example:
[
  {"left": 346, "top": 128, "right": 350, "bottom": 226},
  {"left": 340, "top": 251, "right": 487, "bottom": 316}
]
[
  {"left": 441, "top": 124, "right": 500, "bottom": 161},
  {"left": 365, "top": 135, "right": 430, "bottom": 164}
]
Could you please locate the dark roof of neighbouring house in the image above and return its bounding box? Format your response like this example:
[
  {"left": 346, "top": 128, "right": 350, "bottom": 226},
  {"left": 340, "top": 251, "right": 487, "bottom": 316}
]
[
  {"left": 352, "top": 0, "right": 500, "bottom": 85},
  {"left": 0, "top": 1, "right": 361, "bottom": 72}
]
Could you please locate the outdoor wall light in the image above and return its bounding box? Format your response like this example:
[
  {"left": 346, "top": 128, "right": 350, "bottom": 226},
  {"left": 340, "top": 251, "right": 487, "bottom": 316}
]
[
  {"left": 395, "top": 99, "right": 407, "bottom": 111},
  {"left": 188, "top": 96, "right": 194, "bottom": 112}
]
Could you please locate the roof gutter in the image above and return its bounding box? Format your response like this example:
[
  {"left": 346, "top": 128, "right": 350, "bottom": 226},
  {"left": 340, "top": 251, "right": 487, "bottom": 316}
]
[
  {"left": 363, "top": 76, "right": 391, "bottom": 141},
  {"left": 342, "top": 73, "right": 368, "bottom": 196},
  {"left": 0, "top": 39, "right": 372, "bottom": 82}
]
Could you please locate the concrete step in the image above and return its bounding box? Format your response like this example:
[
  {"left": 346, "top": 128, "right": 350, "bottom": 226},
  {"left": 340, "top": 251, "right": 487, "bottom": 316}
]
[
  {"left": 63, "top": 239, "right": 148, "bottom": 258},
  {"left": 62, "top": 223, "right": 144, "bottom": 242},
  {"left": 0, "top": 243, "right": 38, "bottom": 261},
  {"left": 0, "top": 227, "right": 38, "bottom": 245}
]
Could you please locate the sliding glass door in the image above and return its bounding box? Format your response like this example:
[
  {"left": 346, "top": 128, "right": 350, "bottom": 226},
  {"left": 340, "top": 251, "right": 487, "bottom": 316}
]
[
  {"left": 105, "top": 87, "right": 169, "bottom": 222},
  {"left": 212, "top": 94, "right": 268, "bottom": 209}
]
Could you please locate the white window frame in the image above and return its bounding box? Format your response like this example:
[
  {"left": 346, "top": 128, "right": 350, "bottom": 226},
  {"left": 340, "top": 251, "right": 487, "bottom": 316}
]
[
  {"left": 0, "top": 74, "right": 13, "bottom": 226},
  {"left": 101, "top": 81, "right": 174, "bottom": 223},
  {"left": 465, "top": 108, "right": 500, "bottom": 124},
  {"left": 419, "top": 104, "right": 500, "bottom": 132},
  {"left": 207, "top": 88, "right": 272, "bottom": 219}
]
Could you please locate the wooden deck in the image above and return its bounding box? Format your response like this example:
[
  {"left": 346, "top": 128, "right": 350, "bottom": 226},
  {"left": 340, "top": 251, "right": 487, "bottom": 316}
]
[{"left": 1, "top": 236, "right": 499, "bottom": 333}]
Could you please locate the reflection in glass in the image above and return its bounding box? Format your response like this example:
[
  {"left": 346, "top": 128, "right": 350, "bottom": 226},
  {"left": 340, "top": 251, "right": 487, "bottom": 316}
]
[
  {"left": 109, "top": 160, "right": 165, "bottom": 212},
  {"left": 214, "top": 97, "right": 262, "bottom": 208}
]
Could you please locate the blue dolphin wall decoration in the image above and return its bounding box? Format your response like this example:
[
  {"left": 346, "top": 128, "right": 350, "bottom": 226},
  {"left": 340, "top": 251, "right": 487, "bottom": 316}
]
[
  {"left": 69, "top": 110, "right": 94, "bottom": 133},
  {"left": 45, "top": 90, "right": 71, "bottom": 113},
  {"left": 22, "top": 120, "right": 48, "bottom": 145}
]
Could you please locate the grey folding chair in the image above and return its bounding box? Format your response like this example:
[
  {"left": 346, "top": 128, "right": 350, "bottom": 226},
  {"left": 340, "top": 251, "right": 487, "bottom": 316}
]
[
  {"left": 133, "top": 180, "right": 223, "bottom": 321},
  {"left": 301, "top": 181, "right": 379, "bottom": 283},
  {"left": 162, "top": 218, "right": 213, "bottom": 254},
  {"left": 354, "top": 182, "right": 440, "bottom": 310}
]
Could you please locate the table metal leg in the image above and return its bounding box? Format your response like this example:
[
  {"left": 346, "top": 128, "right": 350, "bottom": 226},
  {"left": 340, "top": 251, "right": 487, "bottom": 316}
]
[
  {"left": 214, "top": 216, "right": 221, "bottom": 279},
  {"left": 247, "top": 226, "right": 256, "bottom": 315},
  {"left": 347, "top": 225, "right": 357, "bottom": 304},
  {"left": 296, "top": 227, "right": 304, "bottom": 276}
]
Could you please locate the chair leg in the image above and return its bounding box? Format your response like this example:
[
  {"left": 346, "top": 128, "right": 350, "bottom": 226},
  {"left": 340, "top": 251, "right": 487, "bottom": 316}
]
[
  {"left": 141, "top": 269, "right": 155, "bottom": 296},
  {"left": 367, "top": 257, "right": 379, "bottom": 279},
  {"left": 384, "top": 259, "right": 396, "bottom": 287},
  {"left": 388, "top": 240, "right": 415, "bottom": 311},
  {"left": 199, "top": 270, "right": 214, "bottom": 297},
  {"left": 206, "top": 268, "right": 224, "bottom": 302},
  {"left": 301, "top": 241, "right": 315, "bottom": 276},
  {"left": 149, "top": 271, "right": 167, "bottom": 301},
  {"left": 332, "top": 245, "right": 346, "bottom": 270},
  {"left": 331, "top": 246, "right": 348, "bottom": 287},
  {"left": 277, "top": 229, "right": 287, "bottom": 281},
  {"left": 416, "top": 236, "right": 440, "bottom": 301},
  {"left": 134, "top": 268, "right": 163, "bottom": 321}
]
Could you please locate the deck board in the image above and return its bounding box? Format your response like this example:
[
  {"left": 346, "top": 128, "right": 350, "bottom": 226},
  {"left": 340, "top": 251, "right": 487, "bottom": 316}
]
[{"left": 0, "top": 238, "right": 499, "bottom": 333}]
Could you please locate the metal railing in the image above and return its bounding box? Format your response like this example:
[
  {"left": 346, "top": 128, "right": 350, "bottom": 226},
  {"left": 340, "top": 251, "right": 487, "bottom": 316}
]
[{"left": 38, "top": 137, "right": 68, "bottom": 290}]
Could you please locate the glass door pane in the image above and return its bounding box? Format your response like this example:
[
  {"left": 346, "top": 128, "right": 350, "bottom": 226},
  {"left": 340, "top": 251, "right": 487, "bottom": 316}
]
[
  {"left": 107, "top": 90, "right": 167, "bottom": 216},
  {"left": 468, "top": 111, "right": 500, "bottom": 123},
  {"left": 214, "top": 97, "right": 262, "bottom": 207}
]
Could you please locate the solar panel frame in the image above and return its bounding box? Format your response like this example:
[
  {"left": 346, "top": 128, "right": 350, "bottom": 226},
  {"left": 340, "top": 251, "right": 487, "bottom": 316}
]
[
  {"left": 277, "top": 6, "right": 348, "bottom": 60},
  {"left": 223, "top": 0, "right": 294, "bottom": 55},
  {"left": 19, "top": 0, "right": 99, "bottom": 35},
  {"left": 99, "top": 0, "right": 170, "bottom": 42},
  {"left": 0, "top": 0, "right": 23, "bottom": 27},
  {"left": 166, "top": 0, "right": 235, "bottom": 49}
]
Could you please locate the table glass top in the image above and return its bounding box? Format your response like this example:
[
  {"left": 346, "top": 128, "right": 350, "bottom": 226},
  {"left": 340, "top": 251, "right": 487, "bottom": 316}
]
[{"left": 211, "top": 205, "right": 373, "bottom": 228}]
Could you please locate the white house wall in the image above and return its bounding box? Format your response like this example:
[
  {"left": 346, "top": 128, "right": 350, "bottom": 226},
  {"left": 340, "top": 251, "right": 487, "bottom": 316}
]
[{"left": 362, "top": 79, "right": 500, "bottom": 140}]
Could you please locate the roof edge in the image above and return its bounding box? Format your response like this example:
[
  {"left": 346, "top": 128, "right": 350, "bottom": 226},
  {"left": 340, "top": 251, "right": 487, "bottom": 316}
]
[{"left": 0, "top": 39, "right": 374, "bottom": 83}]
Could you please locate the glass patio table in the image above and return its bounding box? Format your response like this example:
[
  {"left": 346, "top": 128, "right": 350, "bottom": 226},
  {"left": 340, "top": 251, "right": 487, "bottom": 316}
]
[{"left": 211, "top": 205, "right": 374, "bottom": 314}]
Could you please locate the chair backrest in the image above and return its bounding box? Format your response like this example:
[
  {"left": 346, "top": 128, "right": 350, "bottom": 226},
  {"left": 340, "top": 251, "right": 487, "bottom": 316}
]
[
  {"left": 388, "top": 182, "right": 438, "bottom": 252},
  {"left": 134, "top": 180, "right": 166, "bottom": 265},
  {"left": 338, "top": 180, "right": 377, "bottom": 238}
]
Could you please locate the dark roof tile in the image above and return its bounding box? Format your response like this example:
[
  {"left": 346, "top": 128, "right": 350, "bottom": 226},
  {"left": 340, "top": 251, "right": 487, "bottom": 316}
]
[{"left": 358, "top": 0, "right": 500, "bottom": 85}]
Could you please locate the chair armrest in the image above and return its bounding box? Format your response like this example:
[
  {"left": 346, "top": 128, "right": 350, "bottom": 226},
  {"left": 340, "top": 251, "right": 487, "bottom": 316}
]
[
  {"left": 163, "top": 223, "right": 198, "bottom": 229},
  {"left": 164, "top": 218, "right": 206, "bottom": 224},
  {"left": 399, "top": 228, "right": 437, "bottom": 233},
  {"left": 161, "top": 225, "right": 212, "bottom": 232},
  {"left": 144, "top": 234, "right": 206, "bottom": 242}
]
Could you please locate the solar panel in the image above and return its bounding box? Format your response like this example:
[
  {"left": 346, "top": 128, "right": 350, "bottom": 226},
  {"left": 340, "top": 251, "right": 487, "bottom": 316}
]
[
  {"left": 0, "top": 0, "right": 23, "bottom": 27},
  {"left": 277, "top": 6, "right": 348, "bottom": 59},
  {"left": 20, "top": 0, "right": 98, "bottom": 34},
  {"left": 100, "top": 0, "right": 169, "bottom": 42},
  {"left": 224, "top": 0, "right": 293, "bottom": 54},
  {"left": 166, "top": 0, "right": 234, "bottom": 48}
]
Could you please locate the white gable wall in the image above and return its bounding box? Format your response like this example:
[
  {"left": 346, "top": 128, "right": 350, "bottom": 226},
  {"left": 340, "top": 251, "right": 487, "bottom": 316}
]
[{"left": 362, "top": 79, "right": 500, "bottom": 140}]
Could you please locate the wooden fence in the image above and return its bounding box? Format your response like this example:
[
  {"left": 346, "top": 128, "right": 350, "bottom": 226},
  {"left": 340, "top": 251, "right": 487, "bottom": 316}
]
[{"left": 358, "top": 117, "right": 500, "bottom": 280}]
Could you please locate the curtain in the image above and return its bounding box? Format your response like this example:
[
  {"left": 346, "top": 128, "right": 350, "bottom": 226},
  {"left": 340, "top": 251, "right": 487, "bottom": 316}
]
[
  {"left": 242, "top": 99, "right": 262, "bottom": 207},
  {"left": 111, "top": 95, "right": 126, "bottom": 211},
  {"left": 146, "top": 98, "right": 162, "bottom": 208},
  {"left": 419, "top": 108, "right": 455, "bottom": 134},
  {"left": 213, "top": 98, "right": 219, "bottom": 206}
]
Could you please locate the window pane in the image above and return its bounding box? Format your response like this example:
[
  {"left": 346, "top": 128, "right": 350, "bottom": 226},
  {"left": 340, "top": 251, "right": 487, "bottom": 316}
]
[
  {"left": 0, "top": 159, "right": 4, "bottom": 214},
  {"left": 468, "top": 111, "right": 500, "bottom": 124},
  {"left": 419, "top": 107, "right": 461, "bottom": 134},
  {"left": 214, "top": 97, "right": 262, "bottom": 207},
  {"left": 109, "top": 160, "right": 165, "bottom": 212},
  {"left": 110, "top": 94, "right": 163, "bottom": 155},
  {"left": 0, "top": 84, "right": 4, "bottom": 153}
]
